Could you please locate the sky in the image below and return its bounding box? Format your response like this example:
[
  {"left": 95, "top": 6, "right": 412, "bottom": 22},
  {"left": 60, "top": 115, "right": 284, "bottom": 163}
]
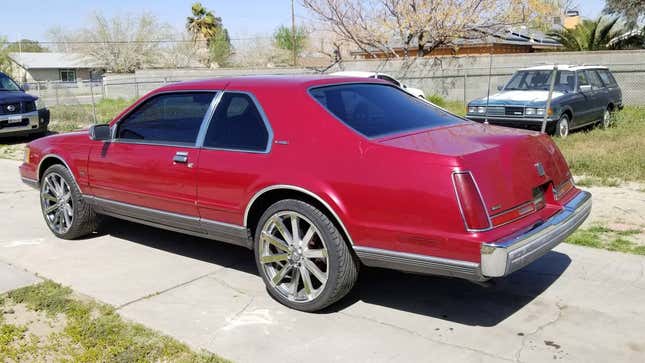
[{"left": 2, "top": 0, "right": 608, "bottom": 43}]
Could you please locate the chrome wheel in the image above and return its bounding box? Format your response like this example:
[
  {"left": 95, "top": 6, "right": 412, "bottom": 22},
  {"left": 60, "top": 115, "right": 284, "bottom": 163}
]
[
  {"left": 602, "top": 109, "right": 611, "bottom": 128},
  {"left": 259, "top": 211, "right": 329, "bottom": 303},
  {"left": 557, "top": 116, "right": 569, "bottom": 138},
  {"left": 41, "top": 172, "right": 74, "bottom": 234}
]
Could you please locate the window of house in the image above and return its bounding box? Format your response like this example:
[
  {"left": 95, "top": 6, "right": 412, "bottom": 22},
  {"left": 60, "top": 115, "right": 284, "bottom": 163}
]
[
  {"left": 60, "top": 69, "right": 76, "bottom": 82},
  {"left": 116, "top": 92, "right": 215, "bottom": 145},
  {"left": 203, "top": 92, "right": 270, "bottom": 152}
]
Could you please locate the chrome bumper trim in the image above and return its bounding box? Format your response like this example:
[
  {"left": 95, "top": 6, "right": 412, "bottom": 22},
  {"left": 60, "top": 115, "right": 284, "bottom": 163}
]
[
  {"left": 481, "top": 191, "right": 591, "bottom": 277},
  {"left": 0, "top": 111, "right": 40, "bottom": 134}
]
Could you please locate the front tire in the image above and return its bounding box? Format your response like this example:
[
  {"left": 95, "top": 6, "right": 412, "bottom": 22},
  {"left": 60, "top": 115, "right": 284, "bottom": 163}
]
[
  {"left": 554, "top": 114, "right": 570, "bottom": 138},
  {"left": 254, "top": 199, "right": 358, "bottom": 312},
  {"left": 40, "top": 164, "right": 98, "bottom": 239}
]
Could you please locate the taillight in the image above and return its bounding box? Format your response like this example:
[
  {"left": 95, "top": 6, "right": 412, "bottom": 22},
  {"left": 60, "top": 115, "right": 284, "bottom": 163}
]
[
  {"left": 452, "top": 171, "right": 491, "bottom": 231},
  {"left": 553, "top": 178, "right": 574, "bottom": 200}
]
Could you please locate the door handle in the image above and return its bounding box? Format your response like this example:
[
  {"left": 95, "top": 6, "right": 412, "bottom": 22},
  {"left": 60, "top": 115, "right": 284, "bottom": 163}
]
[{"left": 173, "top": 151, "right": 189, "bottom": 164}]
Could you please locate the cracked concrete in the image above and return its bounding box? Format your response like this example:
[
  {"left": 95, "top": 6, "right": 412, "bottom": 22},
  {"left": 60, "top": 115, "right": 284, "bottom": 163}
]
[{"left": 2, "top": 157, "right": 645, "bottom": 362}]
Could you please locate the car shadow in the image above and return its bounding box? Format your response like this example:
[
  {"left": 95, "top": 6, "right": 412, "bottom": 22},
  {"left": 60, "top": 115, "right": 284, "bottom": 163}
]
[{"left": 96, "top": 217, "right": 570, "bottom": 327}]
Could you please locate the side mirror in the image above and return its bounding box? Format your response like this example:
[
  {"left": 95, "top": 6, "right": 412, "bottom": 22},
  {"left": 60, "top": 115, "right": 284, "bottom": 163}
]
[
  {"left": 89, "top": 124, "right": 111, "bottom": 141},
  {"left": 21, "top": 83, "right": 30, "bottom": 91},
  {"left": 579, "top": 85, "right": 592, "bottom": 93},
  {"left": 497, "top": 85, "right": 503, "bottom": 91}
]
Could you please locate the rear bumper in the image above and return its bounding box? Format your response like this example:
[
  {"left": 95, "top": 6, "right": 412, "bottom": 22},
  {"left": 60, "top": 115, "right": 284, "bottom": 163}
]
[
  {"left": 480, "top": 191, "right": 591, "bottom": 277},
  {"left": 354, "top": 190, "right": 591, "bottom": 281}
]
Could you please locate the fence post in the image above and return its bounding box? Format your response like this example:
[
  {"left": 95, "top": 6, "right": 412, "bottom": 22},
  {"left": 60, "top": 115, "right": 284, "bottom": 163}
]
[
  {"left": 463, "top": 71, "right": 467, "bottom": 105},
  {"left": 54, "top": 83, "right": 60, "bottom": 106},
  {"left": 89, "top": 80, "right": 97, "bottom": 124},
  {"left": 134, "top": 75, "right": 140, "bottom": 98}
]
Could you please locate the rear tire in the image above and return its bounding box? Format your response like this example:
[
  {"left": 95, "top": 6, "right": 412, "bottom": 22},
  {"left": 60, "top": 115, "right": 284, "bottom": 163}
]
[
  {"left": 600, "top": 107, "right": 612, "bottom": 129},
  {"left": 554, "top": 114, "right": 570, "bottom": 138},
  {"left": 254, "top": 199, "right": 358, "bottom": 312},
  {"left": 40, "top": 164, "right": 98, "bottom": 239}
]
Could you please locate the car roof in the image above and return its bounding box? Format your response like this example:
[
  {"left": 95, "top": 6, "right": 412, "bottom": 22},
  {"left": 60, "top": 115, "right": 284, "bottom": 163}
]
[
  {"left": 330, "top": 71, "right": 378, "bottom": 78},
  {"left": 520, "top": 64, "right": 609, "bottom": 71},
  {"left": 154, "top": 74, "right": 386, "bottom": 93}
]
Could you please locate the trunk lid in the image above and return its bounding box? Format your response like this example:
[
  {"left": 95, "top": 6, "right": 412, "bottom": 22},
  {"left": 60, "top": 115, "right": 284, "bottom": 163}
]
[{"left": 378, "top": 123, "right": 571, "bottom": 214}]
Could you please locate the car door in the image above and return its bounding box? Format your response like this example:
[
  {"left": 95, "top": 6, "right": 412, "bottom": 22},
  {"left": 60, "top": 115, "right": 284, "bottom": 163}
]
[
  {"left": 598, "top": 69, "right": 621, "bottom": 106},
  {"left": 88, "top": 92, "right": 216, "bottom": 225},
  {"left": 585, "top": 69, "right": 607, "bottom": 122},
  {"left": 570, "top": 70, "right": 594, "bottom": 126},
  {"left": 196, "top": 91, "right": 273, "bottom": 242}
]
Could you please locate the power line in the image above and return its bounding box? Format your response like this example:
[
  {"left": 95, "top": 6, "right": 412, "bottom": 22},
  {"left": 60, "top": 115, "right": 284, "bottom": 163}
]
[{"left": 3, "top": 37, "right": 278, "bottom": 46}]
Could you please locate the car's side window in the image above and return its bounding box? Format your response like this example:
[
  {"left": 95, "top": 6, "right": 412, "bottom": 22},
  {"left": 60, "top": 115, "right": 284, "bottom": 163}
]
[
  {"left": 598, "top": 70, "right": 617, "bottom": 87},
  {"left": 577, "top": 71, "right": 589, "bottom": 90},
  {"left": 203, "top": 92, "right": 270, "bottom": 152},
  {"left": 586, "top": 70, "right": 605, "bottom": 90},
  {"left": 116, "top": 92, "right": 215, "bottom": 145}
]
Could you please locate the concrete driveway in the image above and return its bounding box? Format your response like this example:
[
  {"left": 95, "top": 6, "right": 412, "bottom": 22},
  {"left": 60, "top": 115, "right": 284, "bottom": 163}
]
[{"left": 1, "top": 158, "right": 644, "bottom": 363}]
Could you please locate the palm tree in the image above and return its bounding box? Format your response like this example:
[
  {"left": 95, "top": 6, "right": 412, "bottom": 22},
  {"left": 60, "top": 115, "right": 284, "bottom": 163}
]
[
  {"left": 548, "top": 16, "right": 642, "bottom": 51},
  {"left": 186, "top": 2, "right": 222, "bottom": 43}
]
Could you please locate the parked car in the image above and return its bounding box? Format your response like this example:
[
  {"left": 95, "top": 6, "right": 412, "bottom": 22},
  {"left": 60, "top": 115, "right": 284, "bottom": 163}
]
[
  {"left": 0, "top": 72, "right": 50, "bottom": 138},
  {"left": 466, "top": 65, "right": 622, "bottom": 137},
  {"left": 330, "top": 71, "right": 426, "bottom": 99},
  {"left": 19, "top": 76, "right": 591, "bottom": 312}
]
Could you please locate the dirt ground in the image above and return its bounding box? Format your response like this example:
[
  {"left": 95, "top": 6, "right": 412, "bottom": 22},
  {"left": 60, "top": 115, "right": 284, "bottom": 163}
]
[{"left": 580, "top": 182, "right": 645, "bottom": 244}]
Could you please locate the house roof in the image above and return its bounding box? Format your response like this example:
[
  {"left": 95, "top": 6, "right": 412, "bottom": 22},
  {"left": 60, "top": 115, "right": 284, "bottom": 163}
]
[
  {"left": 8, "top": 52, "right": 103, "bottom": 69},
  {"left": 352, "top": 26, "right": 561, "bottom": 55}
]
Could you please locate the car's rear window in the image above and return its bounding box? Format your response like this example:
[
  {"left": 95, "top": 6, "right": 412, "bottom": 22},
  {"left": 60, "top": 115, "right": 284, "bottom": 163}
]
[{"left": 309, "top": 84, "right": 463, "bottom": 138}]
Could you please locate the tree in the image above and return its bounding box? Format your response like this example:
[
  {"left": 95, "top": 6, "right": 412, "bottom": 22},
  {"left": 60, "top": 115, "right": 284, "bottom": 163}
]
[
  {"left": 301, "top": 0, "right": 513, "bottom": 58},
  {"left": 274, "top": 25, "right": 308, "bottom": 56},
  {"left": 186, "top": 2, "right": 232, "bottom": 66},
  {"left": 4, "top": 39, "right": 47, "bottom": 53},
  {"left": 209, "top": 28, "right": 232, "bottom": 67},
  {"left": 605, "top": 0, "right": 645, "bottom": 27},
  {"left": 548, "top": 16, "right": 642, "bottom": 51},
  {"left": 48, "top": 12, "right": 175, "bottom": 73},
  {"left": 507, "top": 0, "right": 579, "bottom": 32}
]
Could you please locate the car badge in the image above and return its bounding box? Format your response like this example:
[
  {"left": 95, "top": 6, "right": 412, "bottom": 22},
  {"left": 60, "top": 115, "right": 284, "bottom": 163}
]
[
  {"left": 535, "top": 162, "right": 545, "bottom": 177},
  {"left": 6, "top": 105, "right": 16, "bottom": 112}
]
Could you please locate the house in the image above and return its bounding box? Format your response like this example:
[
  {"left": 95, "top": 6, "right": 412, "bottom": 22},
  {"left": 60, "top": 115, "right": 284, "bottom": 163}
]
[
  {"left": 351, "top": 26, "right": 562, "bottom": 59},
  {"left": 8, "top": 52, "right": 105, "bottom": 83}
]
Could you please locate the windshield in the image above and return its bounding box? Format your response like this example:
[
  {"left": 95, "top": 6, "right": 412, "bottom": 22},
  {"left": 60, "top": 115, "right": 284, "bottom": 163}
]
[
  {"left": 310, "top": 84, "right": 463, "bottom": 138},
  {"left": 504, "top": 70, "right": 576, "bottom": 92},
  {"left": 0, "top": 73, "right": 21, "bottom": 92}
]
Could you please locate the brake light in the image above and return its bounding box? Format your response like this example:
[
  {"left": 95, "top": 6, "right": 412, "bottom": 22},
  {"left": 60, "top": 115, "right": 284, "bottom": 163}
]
[
  {"left": 553, "top": 178, "right": 574, "bottom": 200},
  {"left": 452, "top": 171, "right": 491, "bottom": 231}
]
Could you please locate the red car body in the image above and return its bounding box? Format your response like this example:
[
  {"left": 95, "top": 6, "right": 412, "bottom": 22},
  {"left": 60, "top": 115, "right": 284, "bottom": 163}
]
[{"left": 19, "top": 75, "right": 591, "bottom": 284}]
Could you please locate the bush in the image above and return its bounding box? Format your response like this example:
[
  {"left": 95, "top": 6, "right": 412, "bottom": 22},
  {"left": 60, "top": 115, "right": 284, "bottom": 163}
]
[{"left": 426, "top": 94, "right": 447, "bottom": 108}]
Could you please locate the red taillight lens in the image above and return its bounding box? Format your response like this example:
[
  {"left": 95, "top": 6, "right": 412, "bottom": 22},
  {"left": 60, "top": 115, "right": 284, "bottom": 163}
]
[{"left": 452, "top": 172, "right": 491, "bottom": 231}]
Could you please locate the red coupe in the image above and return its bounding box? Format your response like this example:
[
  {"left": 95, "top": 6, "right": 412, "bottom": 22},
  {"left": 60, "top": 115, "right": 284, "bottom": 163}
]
[{"left": 19, "top": 76, "right": 591, "bottom": 311}]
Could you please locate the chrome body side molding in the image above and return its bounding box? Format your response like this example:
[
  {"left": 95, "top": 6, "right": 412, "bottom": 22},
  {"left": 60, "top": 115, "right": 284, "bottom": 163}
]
[
  {"left": 354, "top": 246, "right": 485, "bottom": 281},
  {"left": 84, "top": 196, "right": 252, "bottom": 249}
]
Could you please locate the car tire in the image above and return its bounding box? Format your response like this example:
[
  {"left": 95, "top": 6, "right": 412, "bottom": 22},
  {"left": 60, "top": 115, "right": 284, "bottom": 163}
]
[
  {"left": 40, "top": 164, "right": 98, "bottom": 239},
  {"left": 600, "top": 107, "right": 612, "bottom": 129},
  {"left": 254, "top": 199, "right": 358, "bottom": 312},
  {"left": 554, "top": 114, "right": 570, "bottom": 138}
]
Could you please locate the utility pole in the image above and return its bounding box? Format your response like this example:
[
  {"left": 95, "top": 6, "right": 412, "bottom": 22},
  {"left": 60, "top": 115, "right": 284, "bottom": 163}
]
[{"left": 291, "top": 0, "right": 297, "bottom": 66}]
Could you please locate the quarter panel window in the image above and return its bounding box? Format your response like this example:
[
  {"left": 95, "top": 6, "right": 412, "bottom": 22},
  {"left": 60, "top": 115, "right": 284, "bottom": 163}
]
[
  {"left": 117, "top": 92, "right": 215, "bottom": 144},
  {"left": 203, "top": 92, "right": 270, "bottom": 152}
]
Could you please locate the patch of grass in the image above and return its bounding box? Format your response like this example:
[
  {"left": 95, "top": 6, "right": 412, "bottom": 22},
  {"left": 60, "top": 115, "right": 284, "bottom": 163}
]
[
  {"left": 554, "top": 106, "right": 645, "bottom": 183},
  {"left": 566, "top": 225, "right": 645, "bottom": 255},
  {"left": 574, "top": 176, "right": 621, "bottom": 187},
  {"left": 48, "top": 98, "right": 133, "bottom": 133},
  {"left": 2, "top": 281, "right": 229, "bottom": 363}
]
